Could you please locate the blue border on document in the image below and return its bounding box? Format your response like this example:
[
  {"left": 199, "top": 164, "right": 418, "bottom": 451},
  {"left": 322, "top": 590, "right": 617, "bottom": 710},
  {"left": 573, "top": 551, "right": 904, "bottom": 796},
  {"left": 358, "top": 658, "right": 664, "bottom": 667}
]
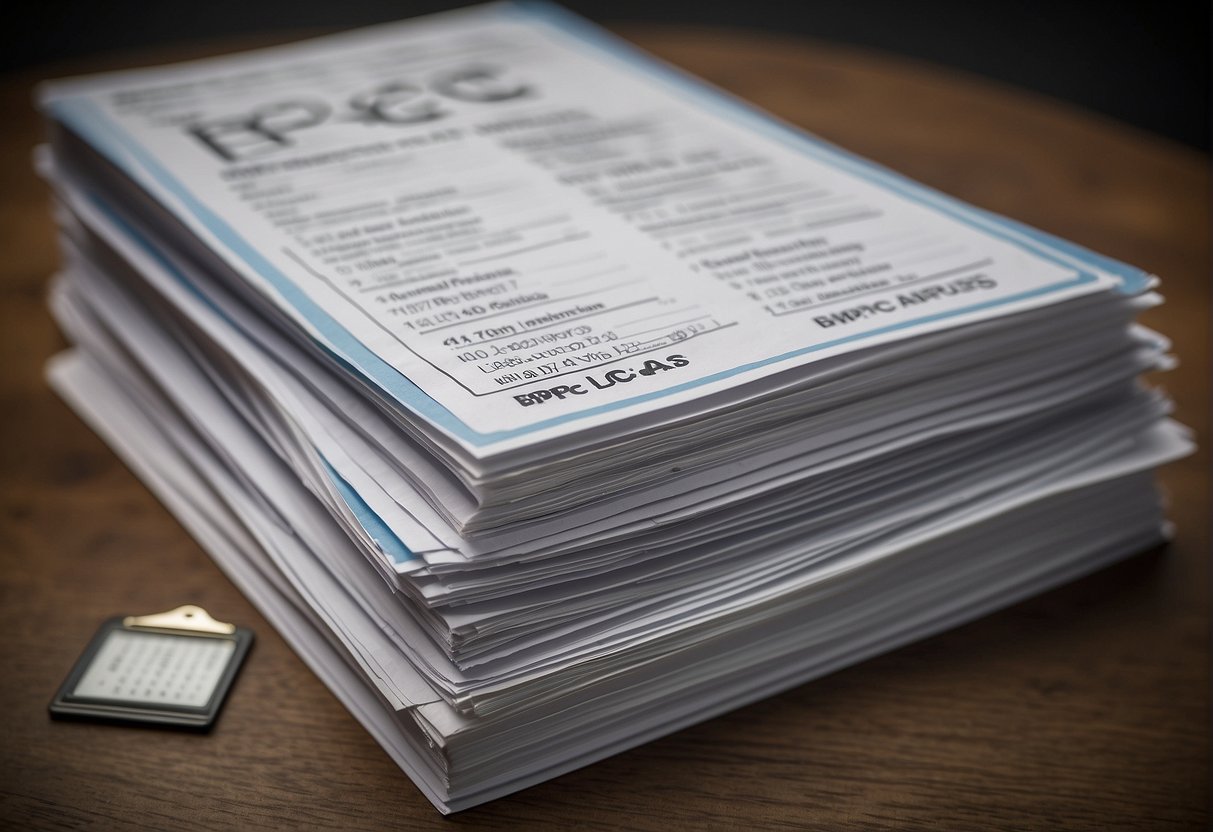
[
  {"left": 45, "top": 1, "right": 1148, "bottom": 449},
  {"left": 322, "top": 460, "right": 417, "bottom": 566}
]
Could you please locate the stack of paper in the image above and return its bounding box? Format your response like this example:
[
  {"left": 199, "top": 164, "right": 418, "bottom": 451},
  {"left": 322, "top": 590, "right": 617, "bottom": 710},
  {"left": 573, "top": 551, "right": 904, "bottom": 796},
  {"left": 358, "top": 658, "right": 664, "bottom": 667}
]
[{"left": 37, "top": 2, "right": 1191, "bottom": 812}]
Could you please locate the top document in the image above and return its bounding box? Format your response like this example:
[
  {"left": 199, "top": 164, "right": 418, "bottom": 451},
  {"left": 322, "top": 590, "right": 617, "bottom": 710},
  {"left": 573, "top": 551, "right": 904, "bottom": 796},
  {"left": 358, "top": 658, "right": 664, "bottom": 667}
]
[{"left": 39, "top": 1, "right": 1149, "bottom": 458}]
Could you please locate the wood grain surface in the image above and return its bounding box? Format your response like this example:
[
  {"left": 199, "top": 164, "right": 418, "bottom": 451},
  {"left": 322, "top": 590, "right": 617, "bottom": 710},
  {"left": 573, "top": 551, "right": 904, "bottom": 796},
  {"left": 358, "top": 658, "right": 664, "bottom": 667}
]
[{"left": 0, "top": 25, "right": 1207, "bottom": 831}]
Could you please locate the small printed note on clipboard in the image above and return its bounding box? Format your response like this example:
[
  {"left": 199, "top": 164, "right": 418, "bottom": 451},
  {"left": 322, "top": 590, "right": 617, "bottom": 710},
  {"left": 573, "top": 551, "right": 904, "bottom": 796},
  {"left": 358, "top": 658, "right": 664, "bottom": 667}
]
[{"left": 50, "top": 605, "right": 253, "bottom": 730}]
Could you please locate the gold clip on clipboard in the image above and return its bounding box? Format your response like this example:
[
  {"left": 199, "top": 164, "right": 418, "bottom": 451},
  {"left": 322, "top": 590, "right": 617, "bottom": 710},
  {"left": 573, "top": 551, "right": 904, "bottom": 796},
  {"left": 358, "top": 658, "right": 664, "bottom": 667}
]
[{"left": 50, "top": 605, "right": 254, "bottom": 730}]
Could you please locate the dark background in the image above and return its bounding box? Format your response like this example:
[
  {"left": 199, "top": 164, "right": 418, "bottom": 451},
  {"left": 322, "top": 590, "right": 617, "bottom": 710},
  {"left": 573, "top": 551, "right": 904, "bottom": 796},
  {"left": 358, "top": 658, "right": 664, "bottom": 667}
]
[{"left": 3, "top": 0, "right": 1209, "bottom": 150}]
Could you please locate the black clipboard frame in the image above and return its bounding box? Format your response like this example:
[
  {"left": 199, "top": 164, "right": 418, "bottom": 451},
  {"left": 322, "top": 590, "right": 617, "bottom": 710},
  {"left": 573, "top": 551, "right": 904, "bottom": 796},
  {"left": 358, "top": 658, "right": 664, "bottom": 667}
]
[{"left": 49, "top": 613, "right": 253, "bottom": 731}]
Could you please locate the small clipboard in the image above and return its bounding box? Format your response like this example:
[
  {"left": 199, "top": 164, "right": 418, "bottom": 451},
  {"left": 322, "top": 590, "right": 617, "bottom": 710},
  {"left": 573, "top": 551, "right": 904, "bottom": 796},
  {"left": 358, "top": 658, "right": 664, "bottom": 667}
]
[{"left": 50, "top": 605, "right": 253, "bottom": 730}]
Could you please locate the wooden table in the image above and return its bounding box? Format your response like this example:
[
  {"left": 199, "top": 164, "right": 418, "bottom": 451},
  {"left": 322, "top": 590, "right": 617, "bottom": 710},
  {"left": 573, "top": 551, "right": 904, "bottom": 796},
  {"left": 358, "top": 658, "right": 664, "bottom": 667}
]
[{"left": 1, "top": 26, "right": 1207, "bottom": 831}]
